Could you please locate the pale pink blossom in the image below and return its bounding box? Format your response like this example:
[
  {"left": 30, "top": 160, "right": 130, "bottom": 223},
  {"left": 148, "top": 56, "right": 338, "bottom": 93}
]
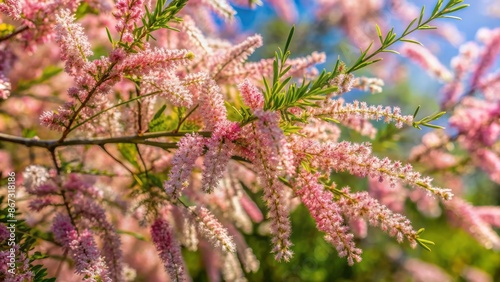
[
  {"left": 114, "top": 0, "right": 144, "bottom": 38},
  {"left": 198, "top": 78, "right": 228, "bottom": 130},
  {"left": 212, "top": 34, "right": 263, "bottom": 80},
  {"left": 119, "top": 47, "right": 194, "bottom": 75},
  {"left": 353, "top": 77, "right": 384, "bottom": 94},
  {"left": 291, "top": 138, "right": 453, "bottom": 199},
  {"left": 142, "top": 72, "right": 192, "bottom": 107},
  {"left": 178, "top": 15, "right": 212, "bottom": 54},
  {"left": 164, "top": 133, "right": 205, "bottom": 200},
  {"left": 314, "top": 99, "right": 414, "bottom": 129},
  {"left": 190, "top": 206, "right": 236, "bottom": 253},
  {"left": 474, "top": 206, "right": 500, "bottom": 227},
  {"left": 55, "top": 9, "right": 93, "bottom": 76},
  {"left": 338, "top": 189, "right": 419, "bottom": 248},
  {"left": 403, "top": 258, "right": 452, "bottom": 282},
  {"left": 368, "top": 176, "right": 407, "bottom": 213},
  {"left": 201, "top": 122, "right": 240, "bottom": 193},
  {"left": 238, "top": 79, "right": 264, "bottom": 111},
  {"left": 445, "top": 198, "right": 500, "bottom": 250},
  {"left": 221, "top": 253, "right": 245, "bottom": 282},
  {"left": 401, "top": 43, "right": 453, "bottom": 82},
  {"left": 471, "top": 28, "right": 500, "bottom": 87}
]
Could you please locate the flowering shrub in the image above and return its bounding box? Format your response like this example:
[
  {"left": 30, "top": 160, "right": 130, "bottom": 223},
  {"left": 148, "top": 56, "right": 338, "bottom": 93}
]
[{"left": 1, "top": 0, "right": 498, "bottom": 281}]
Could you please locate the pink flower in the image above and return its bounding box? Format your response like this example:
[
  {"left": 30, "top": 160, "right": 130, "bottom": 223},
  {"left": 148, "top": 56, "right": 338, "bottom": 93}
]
[
  {"left": 52, "top": 214, "right": 112, "bottom": 282},
  {"left": 315, "top": 99, "right": 414, "bottom": 129},
  {"left": 55, "top": 9, "right": 93, "bottom": 76},
  {"left": 198, "top": 78, "right": 228, "bottom": 130},
  {"left": 151, "top": 217, "right": 188, "bottom": 282},
  {"left": 338, "top": 190, "right": 419, "bottom": 248},
  {"left": 164, "top": 133, "right": 205, "bottom": 200},
  {"left": 190, "top": 206, "right": 236, "bottom": 253},
  {"left": 295, "top": 172, "right": 362, "bottom": 265},
  {"left": 211, "top": 34, "right": 263, "bottom": 80},
  {"left": 119, "top": 47, "right": 194, "bottom": 75},
  {"left": 268, "top": 0, "right": 298, "bottom": 23},
  {"left": 445, "top": 198, "right": 500, "bottom": 250},
  {"left": 201, "top": 122, "right": 240, "bottom": 193},
  {"left": 403, "top": 258, "right": 452, "bottom": 282},
  {"left": 142, "top": 72, "right": 193, "bottom": 108},
  {"left": 238, "top": 79, "right": 264, "bottom": 111},
  {"left": 401, "top": 43, "right": 452, "bottom": 82},
  {"left": 474, "top": 206, "right": 500, "bottom": 227},
  {"left": 114, "top": 0, "right": 144, "bottom": 36},
  {"left": 471, "top": 28, "right": 500, "bottom": 87}
]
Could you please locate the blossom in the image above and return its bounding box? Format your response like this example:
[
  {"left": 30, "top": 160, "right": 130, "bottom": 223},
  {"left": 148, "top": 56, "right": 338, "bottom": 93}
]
[
  {"left": 211, "top": 34, "right": 263, "bottom": 80},
  {"left": 295, "top": 172, "right": 362, "bottom": 265},
  {"left": 151, "top": 217, "right": 188, "bottom": 282},
  {"left": 197, "top": 0, "right": 236, "bottom": 20},
  {"left": 314, "top": 99, "right": 414, "bottom": 129},
  {"left": 113, "top": 0, "right": 144, "bottom": 37},
  {"left": 119, "top": 48, "right": 194, "bottom": 75},
  {"left": 474, "top": 206, "right": 500, "bottom": 227},
  {"left": 338, "top": 189, "right": 419, "bottom": 248},
  {"left": 52, "top": 214, "right": 112, "bottom": 282},
  {"left": 178, "top": 15, "right": 212, "bottom": 54},
  {"left": 190, "top": 206, "right": 236, "bottom": 253},
  {"left": 353, "top": 76, "right": 385, "bottom": 94},
  {"left": 400, "top": 43, "right": 453, "bottom": 82},
  {"left": 55, "top": 9, "right": 93, "bottom": 76},
  {"left": 445, "top": 198, "right": 500, "bottom": 250},
  {"left": 291, "top": 138, "right": 453, "bottom": 199},
  {"left": 471, "top": 28, "right": 500, "bottom": 87},
  {"left": 0, "top": 0, "right": 22, "bottom": 20},
  {"left": 198, "top": 78, "right": 228, "bottom": 130},
  {"left": 238, "top": 79, "right": 264, "bottom": 111},
  {"left": 164, "top": 133, "right": 205, "bottom": 200},
  {"left": 403, "top": 258, "right": 452, "bottom": 282},
  {"left": 23, "top": 165, "right": 50, "bottom": 193},
  {"left": 201, "top": 121, "right": 240, "bottom": 193},
  {"left": 142, "top": 72, "right": 193, "bottom": 108}
]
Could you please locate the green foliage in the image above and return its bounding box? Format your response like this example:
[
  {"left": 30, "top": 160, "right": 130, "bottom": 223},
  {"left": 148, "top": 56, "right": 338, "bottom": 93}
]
[
  {"left": 412, "top": 106, "right": 447, "bottom": 130},
  {"left": 347, "top": 0, "right": 469, "bottom": 73},
  {"left": 0, "top": 23, "right": 15, "bottom": 37},
  {"left": 0, "top": 196, "right": 55, "bottom": 282},
  {"left": 117, "top": 143, "right": 141, "bottom": 170},
  {"left": 148, "top": 104, "right": 174, "bottom": 132},
  {"left": 262, "top": 27, "right": 339, "bottom": 115}
]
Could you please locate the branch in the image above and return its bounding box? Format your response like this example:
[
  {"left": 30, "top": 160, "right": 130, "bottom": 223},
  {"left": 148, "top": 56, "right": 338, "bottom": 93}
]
[
  {"left": 0, "top": 25, "right": 29, "bottom": 42},
  {"left": 0, "top": 131, "right": 212, "bottom": 150}
]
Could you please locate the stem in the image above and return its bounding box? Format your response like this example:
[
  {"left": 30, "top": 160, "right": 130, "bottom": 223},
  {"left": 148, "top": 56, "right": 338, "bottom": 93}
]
[
  {"left": 70, "top": 90, "right": 162, "bottom": 131},
  {"left": 0, "top": 25, "right": 29, "bottom": 42},
  {"left": 0, "top": 131, "right": 211, "bottom": 149},
  {"left": 59, "top": 62, "right": 117, "bottom": 142},
  {"left": 174, "top": 104, "right": 199, "bottom": 133}
]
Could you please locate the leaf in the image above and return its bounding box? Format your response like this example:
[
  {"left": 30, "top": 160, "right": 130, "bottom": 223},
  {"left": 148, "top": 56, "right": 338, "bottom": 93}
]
[
  {"left": 400, "top": 38, "right": 423, "bottom": 46},
  {"left": 117, "top": 229, "right": 147, "bottom": 241},
  {"left": 375, "top": 24, "right": 383, "bottom": 44},
  {"left": 105, "top": 27, "right": 113, "bottom": 44},
  {"left": 284, "top": 26, "right": 295, "bottom": 54},
  {"left": 117, "top": 143, "right": 140, "bottom": 169}
]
